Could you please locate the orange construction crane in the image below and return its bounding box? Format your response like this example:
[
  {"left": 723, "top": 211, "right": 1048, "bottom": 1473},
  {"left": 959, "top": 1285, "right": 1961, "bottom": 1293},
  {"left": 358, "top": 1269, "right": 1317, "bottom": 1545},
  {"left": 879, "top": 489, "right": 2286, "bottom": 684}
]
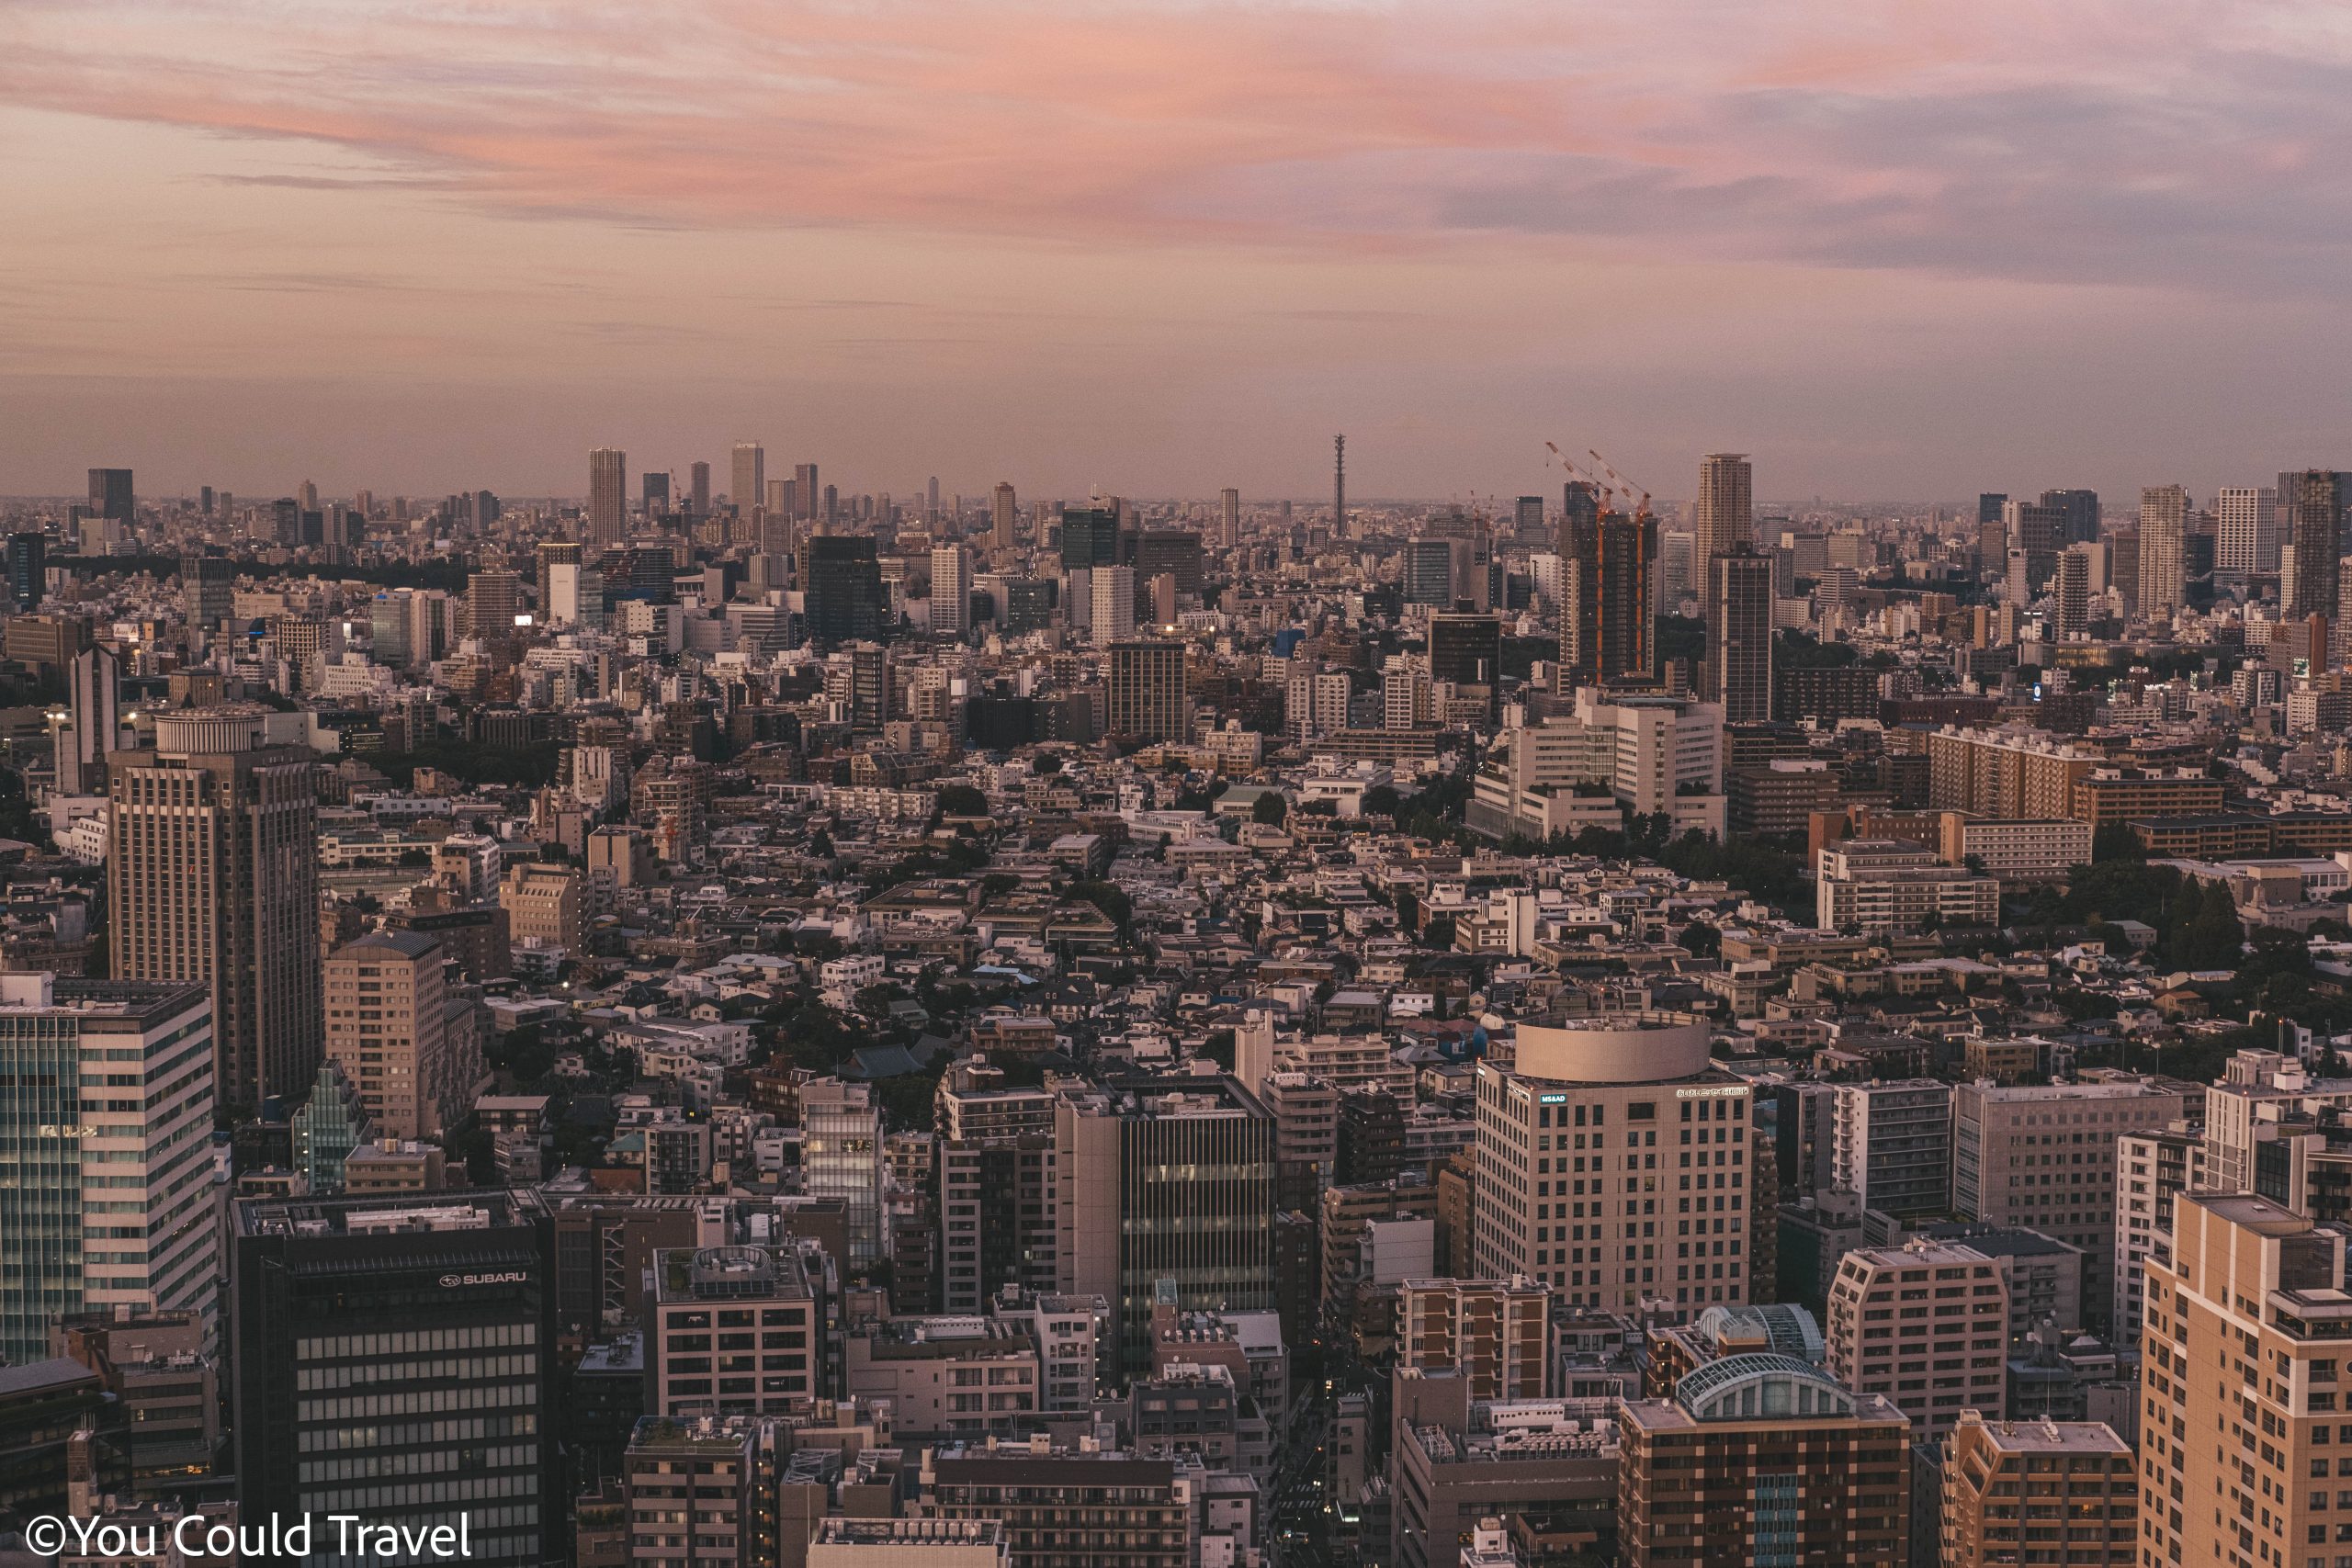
[{"left": 1544, "top": 442, "right": 1613, "bottom": 508}]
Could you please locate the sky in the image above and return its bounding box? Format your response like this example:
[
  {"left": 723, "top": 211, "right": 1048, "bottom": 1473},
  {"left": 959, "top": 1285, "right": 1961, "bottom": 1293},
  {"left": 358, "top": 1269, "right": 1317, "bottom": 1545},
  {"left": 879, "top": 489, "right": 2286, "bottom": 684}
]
[{"left": 6, "top": 0, "right": 2352, "bottom": 507}]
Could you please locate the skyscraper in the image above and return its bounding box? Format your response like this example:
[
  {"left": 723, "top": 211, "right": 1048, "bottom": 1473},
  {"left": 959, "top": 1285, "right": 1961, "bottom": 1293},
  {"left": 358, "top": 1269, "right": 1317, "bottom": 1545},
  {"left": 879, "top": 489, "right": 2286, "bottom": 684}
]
[
  {"left": 7, "top": 532, "right": 45, "bottom": 609},
  {"left": 1513, "top": 493, "right": 1544, "bottom": 540},
  {"left": 992, "top": 481, "right": 1018, "bottom": 552},
  {"left": 2038, "top": 486, "right": 2101, "bottom": 546},
  {"left": 802, "top": 1079, "right": 884, "bottom": 1265},
  {"left": 588, "top": 447, "right": 627, "bottom": 547},
  {"left": 1091, "top": 565, "right": 1136, "bottom": 645},
  {"left": 1218, "top": 486, "right": 1241, "bottom": 549},
  {"left": 2136, "top": 484, "right": 2188, "bottom": 617},
  {"left": 87, "top": 468, "right": 133, "bottom": 523},
  {"left": 1107, "top": 640, "right": 1188, "bottom": 742},
  {"left": 2215, "top": 484, "right": 2278, "bottom": 574},
  {"left": 930, "top": 542, "right": 972, "bottom": 637},
  {"left": 59, "top": 644, "right": 119, "bottom": 795},
  {"left": 795, "top": 463, "right": 820, "bottom": 521},
  {"left": 2001, "top": 498, "right": 2065, "bottom": 592},
  {"left": 0, "top": 974, "right": 216, "bottom": 1366},
  {"left": 232, "top": 1190, "right": 557, "bottom": 1568},
  {"left": 1703, "top": 546, "right": 1772, "bottom": 722},
  {"left": 2053, "top": 546, "right": 2091, "bottom": 637},
  {"left": 641, "top": 469, "right": 670, "bottom": 517},
  {"left": 730, "top": 442, "right": 764, "bottom": 516},
  {"left": 1693, "top": 454, "right": 1752, "bottom": 575},
  {"left": 802, "top": 536, "right": 885, "bottom": 645},
  {"left": 2282, "top": 468, "right": 2344, "bottom": 620},
  {"left": 689, "top": 460, "right": 710, "bottom": 514},
  {"left": 106, "top": 705, "right": 322, "bottom": 1114},
  {"left": 1559, "top": 497, "right": 1657, "bottom": 689}
]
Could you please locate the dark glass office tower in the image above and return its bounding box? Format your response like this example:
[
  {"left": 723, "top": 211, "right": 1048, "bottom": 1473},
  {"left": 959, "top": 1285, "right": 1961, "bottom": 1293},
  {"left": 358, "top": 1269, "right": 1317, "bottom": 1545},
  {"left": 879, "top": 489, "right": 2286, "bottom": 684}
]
[
  {"left": 232, "top": 1190, "right": 558, "bottom": 1568},
  {"left": 802, "top": 535, "right": 885, "bottom": 645}
]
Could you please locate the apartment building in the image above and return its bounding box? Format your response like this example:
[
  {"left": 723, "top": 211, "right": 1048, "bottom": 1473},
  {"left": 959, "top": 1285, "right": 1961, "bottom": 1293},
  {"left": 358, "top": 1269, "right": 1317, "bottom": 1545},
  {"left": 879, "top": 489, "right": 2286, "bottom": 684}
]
[
  {"left": 1824, "top": 1241, "right": 2010, "bottom": 1442},
  {"left": 1939, "top": 1410, "right": 2134, "bottom": 1568}
]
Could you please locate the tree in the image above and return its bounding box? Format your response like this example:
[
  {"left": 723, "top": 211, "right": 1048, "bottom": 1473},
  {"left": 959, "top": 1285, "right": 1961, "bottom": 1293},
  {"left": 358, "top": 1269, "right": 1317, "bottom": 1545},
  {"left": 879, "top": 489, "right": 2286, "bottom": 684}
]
[
  {"left": 2091, "top": 821, "right": 2146, "bottom": 863},
  {"left": 935, "top": 784, "right": 989, "bottom": 817},
  {"left": 1252, "top": 791, "right": 1288, "bottom": 828},
  {"left": 1677, "top": 922, "right": 1722, "bottom": 958}
]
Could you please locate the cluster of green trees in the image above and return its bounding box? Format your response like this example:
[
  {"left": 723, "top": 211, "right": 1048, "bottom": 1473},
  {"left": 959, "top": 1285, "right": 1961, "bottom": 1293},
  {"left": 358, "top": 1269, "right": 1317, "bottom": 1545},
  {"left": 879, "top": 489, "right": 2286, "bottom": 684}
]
[{"left": 369, "top": 739, "right": 565, "bottom": 789}]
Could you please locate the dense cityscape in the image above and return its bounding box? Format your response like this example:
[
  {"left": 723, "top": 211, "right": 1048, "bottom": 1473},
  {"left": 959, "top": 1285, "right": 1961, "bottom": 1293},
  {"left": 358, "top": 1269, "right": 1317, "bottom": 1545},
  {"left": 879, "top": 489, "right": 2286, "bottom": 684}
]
[{"left": 0, "top": 446, "right": 2344, "bottom": 1568}]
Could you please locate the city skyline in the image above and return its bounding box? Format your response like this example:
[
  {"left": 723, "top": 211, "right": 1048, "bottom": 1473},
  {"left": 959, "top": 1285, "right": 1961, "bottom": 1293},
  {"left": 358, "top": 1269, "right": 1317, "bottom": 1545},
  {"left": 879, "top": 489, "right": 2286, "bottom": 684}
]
[{"left": 10, "top": 3, "right": 2352, "bottom": 500}]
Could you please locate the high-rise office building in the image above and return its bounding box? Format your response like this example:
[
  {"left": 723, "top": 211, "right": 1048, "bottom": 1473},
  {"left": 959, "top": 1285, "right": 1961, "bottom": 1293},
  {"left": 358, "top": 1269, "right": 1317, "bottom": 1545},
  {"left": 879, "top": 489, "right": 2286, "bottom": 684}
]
[
  {"left": 641, "top": 469, "right": 669, "bottom": 516},
  {"left": 803, "top": 536, "right": 885, "bottom": 645},
  {"left": 1090, "top": 565, "right": 1136, "bottom": 646},
  {"left": 59, "top": 644, "right": 119, "bottom": 795},
  {"left": 2217, "top": 484, "right": 2278, "bottom": 574},
  {"left": 1107, "top": 640, "right": 1188, "bottom": 742},
  {"left": 106, "top": 705, "right": 322, "bottom": 1114},
  {"left": 993, "top": 482, "right": 1018, "bottom": 552},
  {"left": 1703, "top": 546, "right": 1772, "bottom": 722},
  {"left": 794, "top": 463, "right": 819, "bottom": 521},
  {"left": 1059, "top": 505, "right": 1119, "bottom": 568},
  {"left": 803, "top": 1078, "right": 884, "bottom": 1265},
  {"left": 183, "top": 553, "right": 235, "bottom": 630},
  {"left": 588, "top": 447, "right": 627, "bottom": 547},
  {"left": 7, "top": 532, "right": 45, "bottom": 609},
  {"left": 2039, "top": 486, "right": 2101, "bottom": 546},
  {"left": 1618, "top": 1355, "right": 1909, "bottom": 1568},
  {"left": 1057, "top": 1079, "right": 1273, "bottom": 1375},
  {"left": 2003, "top": 499, "right": 2065, "bottom": 592},
  {"left": 689, "top": 460, "right": 710, "bottom": 514},
  {"left": 1693, "top": 454, "right": 1752, "bottom": 574},
  {"left": 2283, "top": 468, "right": 2345, "bottom": 620},
  {"left": 323, "top": 931, "right": 461, "bottom": 1142},
  {"left": 1428, "top": 612, "right": 1503, "bottom": 724},
  {"left": 1220, "top": 487, "right": 1240, "bottom": 549},
  {"left": 232, "top": 1190, "right": 557, "bottom": 1568},
  {"left": 1951, "top": 1077, "right": 2187, "bottom": 1340},
  {"left": 1976, "top": 492, "right": 2007, "bottom": 526},
  {"left": 1559, "top": 500, "right": 1657, "bottom": 688},
  {"left": 2137, "top": 484, "right": 2188, "bottom": 617},
  {"left": 1472, "top": 1014, "right": 1752, "bottom": 1313},
  {"left": 1402, "top": 538, "right": 1455, "bottom": 606},
  {"left": 729, "top": 442, "right": 764, "bottom": 516},
  {"left": 469, "top": 567, "right": 522, "bottom": 638},
  {"left": 2140, "top": 1195, "right": 2352, "bottom": 1568},
  {"left": 0, "top": 974, "right": 215, "bottom": 1366},
  {"left": 87, "top": 468, "right": 133, "bottom": 523},
  {"left": 1513, "top": 493, "right": 1544, "bottom": 540},
  {"left": 931, "top": 543, "right": 972, "bottom": 637}
]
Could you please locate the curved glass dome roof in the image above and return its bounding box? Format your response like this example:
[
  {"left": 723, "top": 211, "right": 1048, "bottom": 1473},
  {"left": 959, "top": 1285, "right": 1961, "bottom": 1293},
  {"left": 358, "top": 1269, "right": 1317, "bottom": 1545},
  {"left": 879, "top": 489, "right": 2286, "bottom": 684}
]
[
  {"left": 1691, "top": 1303, "right": 1826, "bottom": 1365},
  {"left": 1675, "top": 1353, "right": 1856, "bottom": 1422}
]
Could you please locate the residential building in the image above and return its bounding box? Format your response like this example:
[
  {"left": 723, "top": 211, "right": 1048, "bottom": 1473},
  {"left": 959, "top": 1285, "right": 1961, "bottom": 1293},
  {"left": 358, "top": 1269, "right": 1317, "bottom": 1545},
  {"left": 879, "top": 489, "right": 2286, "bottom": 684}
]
[
  {"left": 1815, "top": 839, "right": 1999, "bottom": 934},
  {"left": 1939, "top": 1411, "right": 2134, "bottom": 1568},
  {"left": 921, "top": 1447, "right": 1190, "bottom": 1568},
  {"left": 1823, "top": 1240, "right": 2009, "bottom": 1442},
  {"left": 2112, "top": 1124, "right": 2204, "bottom": 1349},
  {"left": 1703, "top": 547, "right": 1773, "bottom": 722},
  {"left": 1395, "top": 1276, "right": 1552, "bottom": 1401},
  {"left": 323, "top": 931, "right": 463, "bottom": 1142},
  {"left": 1829, "top": 1079, "right": 1953, "bottom": 1221}
]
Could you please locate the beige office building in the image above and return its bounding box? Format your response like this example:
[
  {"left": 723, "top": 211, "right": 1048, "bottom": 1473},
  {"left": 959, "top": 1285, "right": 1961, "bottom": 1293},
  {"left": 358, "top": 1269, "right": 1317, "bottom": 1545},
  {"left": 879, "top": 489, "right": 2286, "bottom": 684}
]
[
  {"left": 1939, "top": 1410, "right": 2135, "bottom": 1567},
  {"left": 106, "top": 705, "right": 321, "bottom": 1112},
  {"left": 1471, "top": 1013, "right": 1753, "bottom": 1314}
]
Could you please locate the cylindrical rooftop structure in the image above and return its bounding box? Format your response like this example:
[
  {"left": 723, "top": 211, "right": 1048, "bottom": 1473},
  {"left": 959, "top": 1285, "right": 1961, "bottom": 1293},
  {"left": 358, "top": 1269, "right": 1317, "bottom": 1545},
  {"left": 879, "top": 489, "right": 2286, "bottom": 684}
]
[{"left": 1513, "top": 1011, "right": 1712, "bottom": 1083}]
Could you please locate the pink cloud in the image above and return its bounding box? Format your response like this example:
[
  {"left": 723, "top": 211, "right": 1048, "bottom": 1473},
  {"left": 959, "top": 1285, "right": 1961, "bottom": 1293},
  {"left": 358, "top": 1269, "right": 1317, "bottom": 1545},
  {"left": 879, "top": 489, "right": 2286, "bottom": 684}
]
[{"left": 1, "top": 0, "right": 2346, "bottom": 291}]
